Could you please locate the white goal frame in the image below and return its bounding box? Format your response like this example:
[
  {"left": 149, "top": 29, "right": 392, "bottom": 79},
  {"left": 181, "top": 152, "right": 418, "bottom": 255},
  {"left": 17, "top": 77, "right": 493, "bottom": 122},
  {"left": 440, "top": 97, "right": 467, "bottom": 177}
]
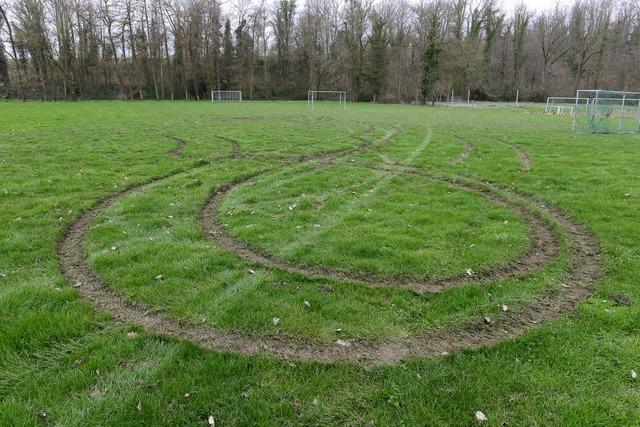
[
  {"left": 572, "top": 89, "right": 640, "bottom": 133},
  {"left": 308, "top": 90, "right": 346, "bottom": 110},
  {"left": 545, "top": 97, "right": 589, "bottom": 115},
  {"left": 211, "top": 90, "right": 242, "bottom": 102}
]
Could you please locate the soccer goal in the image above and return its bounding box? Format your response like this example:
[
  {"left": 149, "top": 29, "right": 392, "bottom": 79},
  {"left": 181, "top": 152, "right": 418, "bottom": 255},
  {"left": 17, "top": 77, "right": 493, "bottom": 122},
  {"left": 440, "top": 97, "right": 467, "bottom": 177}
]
[
  {"left": 211, "top": 90, "right": 242, "bottom": 102},
  {"left": 308, "top": 91, "right": 346, "bottom": 110},
  {"left": 572, "top": 89, "right": 640, "bottom": 134},
  {"left": 545, "top": 97, "right": 589, "bottom": 115}
]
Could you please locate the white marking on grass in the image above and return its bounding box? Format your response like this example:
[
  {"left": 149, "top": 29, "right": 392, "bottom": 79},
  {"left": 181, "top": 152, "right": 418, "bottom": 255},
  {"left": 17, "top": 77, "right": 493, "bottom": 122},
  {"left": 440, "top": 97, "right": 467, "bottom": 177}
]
[{"left": 280, "top": 126, "right": 433, "bottom": 257}]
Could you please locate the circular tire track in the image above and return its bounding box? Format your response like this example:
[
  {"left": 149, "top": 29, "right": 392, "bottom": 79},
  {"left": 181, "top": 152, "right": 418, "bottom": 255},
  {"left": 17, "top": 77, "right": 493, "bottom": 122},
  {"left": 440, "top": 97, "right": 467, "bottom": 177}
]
[
  {"left": 166, "top": 135, "right": 187, "bottom": 156},
  {"left": 497, "top": 139, "right": 531, "bottom": 172},
  {"left": 200, "top": 168, "right": 560, "bottom": 294},
  {"left": 453, "top": 135, "right": 474, "bottom": 163},
  {"left": 58, "top": 128, "right": 600, "bottom": 365},
  {"left": 211, "top": 135, "right": 241, "bottom": 158}
]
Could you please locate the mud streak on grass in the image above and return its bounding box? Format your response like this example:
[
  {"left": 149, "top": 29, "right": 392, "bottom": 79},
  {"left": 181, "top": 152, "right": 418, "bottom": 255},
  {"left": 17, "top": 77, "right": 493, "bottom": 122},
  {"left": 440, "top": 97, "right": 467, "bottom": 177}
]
[{"left": 58, "top": 127, "right": 600, "bottom": 365}]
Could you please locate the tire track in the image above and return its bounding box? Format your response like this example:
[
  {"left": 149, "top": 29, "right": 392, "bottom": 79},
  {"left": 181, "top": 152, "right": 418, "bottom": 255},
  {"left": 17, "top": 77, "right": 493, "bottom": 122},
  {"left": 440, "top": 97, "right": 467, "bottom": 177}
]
[
  {"left": 165, "top": 135, "right": 187, "bottom": 156},
  {"left": 498, "top": 139, "right": 531, "bottom": 172},
  {"left": 57, "top": 127, "right": 600, "bottom": 365},
  {"left": 453, "top": 135, "right": 474, "bottom": 163},
  {"left": 58, "top": 165, "right": 600, "bottom": 365},
  {"left": 211, "top": 135, "right": 241, "bottom": 158},
  {"left": 200, "top": 168, "right": 559, "bottom": 294}
]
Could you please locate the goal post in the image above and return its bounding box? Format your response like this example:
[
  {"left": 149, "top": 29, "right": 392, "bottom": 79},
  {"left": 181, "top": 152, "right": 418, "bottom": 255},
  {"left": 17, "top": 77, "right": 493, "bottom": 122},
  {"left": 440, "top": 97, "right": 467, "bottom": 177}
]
[
  {"left": 545, "top": 97, "right": 589, "bottom": 115},
  {"left": 572, "top": 89, "right": 640, "bottom": 134},
  {"left": 211, "top": 90, "right": 242, "bottom": 102},
  {"left": 308, "top": 90, "right": 347, "bottom": 110}
]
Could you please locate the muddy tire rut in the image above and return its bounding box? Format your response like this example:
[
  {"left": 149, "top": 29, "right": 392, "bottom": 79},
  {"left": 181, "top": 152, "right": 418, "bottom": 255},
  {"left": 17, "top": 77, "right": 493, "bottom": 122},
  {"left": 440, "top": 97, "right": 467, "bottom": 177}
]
[
  {"left": 200, "top": 167, "right": 560, "bottom": 294},
  {"left": 166, "top": 135, "right": 187, "bottom": 156},
  {"left": 212, "top": 134, "right": 241, "bottom": 158},
  {"left": 58, "top": 127, "right": 601, "bottom": 365},
  {"left": 498, "top": 139, "right": 531, "bottom": 172},
  {"left": 453, "top": 135, "right": 474, "bottom": 163}
]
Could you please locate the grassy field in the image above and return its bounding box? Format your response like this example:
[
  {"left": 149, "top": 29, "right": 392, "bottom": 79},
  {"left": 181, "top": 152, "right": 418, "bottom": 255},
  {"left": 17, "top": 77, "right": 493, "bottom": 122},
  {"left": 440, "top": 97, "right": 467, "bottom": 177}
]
[{"left": 1, "top": 100, "right": 639, "bottom": 425}]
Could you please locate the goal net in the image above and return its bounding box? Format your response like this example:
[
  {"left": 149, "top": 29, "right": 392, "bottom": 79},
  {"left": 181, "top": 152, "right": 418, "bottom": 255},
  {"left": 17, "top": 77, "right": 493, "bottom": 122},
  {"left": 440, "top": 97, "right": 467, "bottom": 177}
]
[
  {"left": 545, "top": 97, "right": 589, "bottom": 115},
  {"left": 572, "top": 90, "right": 640, "bottom": 134},
  {"left": 449, "top": 96, "right": 467, "bottom": 104},
  {"left": 211, "top": 90, "right": 242, "bottom": 102},
  {"left": 308, "top": 91, "right": 346, "bottom": 110}
]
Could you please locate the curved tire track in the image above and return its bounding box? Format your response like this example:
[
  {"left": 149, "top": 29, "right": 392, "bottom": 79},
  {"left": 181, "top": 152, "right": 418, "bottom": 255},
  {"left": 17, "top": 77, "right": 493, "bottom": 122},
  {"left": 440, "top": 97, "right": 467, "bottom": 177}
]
[
  {"left": 498, "top": 139, "right": 531, "bottom": 172},
  {"left": 453, "top": 135, "right": 474, "bottom": 164},
  {"left": 166, "top": 135, "right": 187, "bottom": 156},
  {"left": 200, "top": 169, "right": 560, "bottom": 294},
  {"left": 212, "top": 135, "right": 241, "bottom": 158},
  {"left": 58, "top": 166, "right": 600, "bottom": 365},
  {"left": 57, "top": 128, "right": 600, "bottom": 365},
  {"left": 165, "top": 134, "right": 241, "bottom": 158}
]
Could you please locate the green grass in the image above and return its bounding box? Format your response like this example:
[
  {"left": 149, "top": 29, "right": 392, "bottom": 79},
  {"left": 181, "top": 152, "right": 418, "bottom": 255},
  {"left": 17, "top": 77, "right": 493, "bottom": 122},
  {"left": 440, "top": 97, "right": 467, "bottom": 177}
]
[
  {"left": 220, "top": 165, "right": 530, "bottom": 277},
  {"left": 1, "top": 100, "right": 640, "bottom": 425}
]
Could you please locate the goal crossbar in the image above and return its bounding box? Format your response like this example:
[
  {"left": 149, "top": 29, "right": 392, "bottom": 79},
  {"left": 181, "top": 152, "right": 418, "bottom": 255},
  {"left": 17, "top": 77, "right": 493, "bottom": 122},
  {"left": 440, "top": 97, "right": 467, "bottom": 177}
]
[
  {"left": 211, "top": 90, "right": 242, "bottom": 102},
  {"left": 545, "top": 97, "right": 589, "bottom": 115},
  {"left": 308, "top": 90, "right": 347, "bottom": 110}
]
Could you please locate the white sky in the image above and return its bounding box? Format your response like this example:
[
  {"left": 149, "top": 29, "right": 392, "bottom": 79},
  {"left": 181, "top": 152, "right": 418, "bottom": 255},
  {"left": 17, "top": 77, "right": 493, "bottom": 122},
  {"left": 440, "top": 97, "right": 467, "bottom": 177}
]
[
  {"left": 221, "top": 0, "right": 580, "bottom": 23},
  {"left": 500, "top": 0, "right": 572, "bottom": 12}
]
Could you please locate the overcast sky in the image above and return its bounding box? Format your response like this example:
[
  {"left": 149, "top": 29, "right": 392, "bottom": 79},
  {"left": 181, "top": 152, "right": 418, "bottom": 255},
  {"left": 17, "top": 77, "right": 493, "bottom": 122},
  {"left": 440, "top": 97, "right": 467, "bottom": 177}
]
[
  {"left": 500, "top": 0, "right": 569, "bottom": 12},
  {"left": 216, "top": 0, "right": 575, "bottom": 22}
]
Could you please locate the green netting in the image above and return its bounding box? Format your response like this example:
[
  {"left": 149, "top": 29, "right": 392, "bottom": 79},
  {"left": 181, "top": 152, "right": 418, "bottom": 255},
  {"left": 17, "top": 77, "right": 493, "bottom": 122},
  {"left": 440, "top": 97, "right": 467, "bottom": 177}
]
[{"left": 573, "top": 90, "right": 640, "bottom": 134}]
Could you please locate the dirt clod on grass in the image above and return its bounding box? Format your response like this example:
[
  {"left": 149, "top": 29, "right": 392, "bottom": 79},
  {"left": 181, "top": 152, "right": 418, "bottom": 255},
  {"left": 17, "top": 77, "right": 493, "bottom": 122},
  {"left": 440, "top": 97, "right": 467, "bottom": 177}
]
[{"left": 611, "top": 294, "right": 632, "bottom": 306}]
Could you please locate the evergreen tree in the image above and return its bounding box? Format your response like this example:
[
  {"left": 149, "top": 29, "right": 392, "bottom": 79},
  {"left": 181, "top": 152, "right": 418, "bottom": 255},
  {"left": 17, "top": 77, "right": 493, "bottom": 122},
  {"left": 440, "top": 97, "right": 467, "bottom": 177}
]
[
  {"left": 234, "top": 19, "right": 253, "bottom": 92},
  {"left": 368, "top": 14, "right": 386, "bottom": 100},
  {"left": 421, "top": 5, "right": 443, "bottom": 104},
  {"left": 211, "top": 14, "right": 222, "bottom": 91}
]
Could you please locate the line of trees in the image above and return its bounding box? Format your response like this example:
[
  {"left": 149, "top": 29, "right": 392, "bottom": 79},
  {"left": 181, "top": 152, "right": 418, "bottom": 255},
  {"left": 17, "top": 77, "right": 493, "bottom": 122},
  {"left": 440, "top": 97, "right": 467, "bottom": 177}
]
[{"left": 0, "top": 0, "right": 638, "bottom": 102}]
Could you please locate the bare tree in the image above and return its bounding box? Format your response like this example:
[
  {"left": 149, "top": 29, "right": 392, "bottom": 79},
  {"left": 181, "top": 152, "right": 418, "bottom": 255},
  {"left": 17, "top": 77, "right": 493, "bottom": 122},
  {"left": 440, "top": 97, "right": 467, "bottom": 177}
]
[
  {"left": 535, "top": 5, "right": 570, "bottom": 94},
  {"left": 0, "top": 1, "right": 26, "bottom": 99},
  {"left": 569, "top": 0, "right": 612, "bottom": 91},
  {"left": 0, "top": 0, "right": 637, "bottom": 101}
]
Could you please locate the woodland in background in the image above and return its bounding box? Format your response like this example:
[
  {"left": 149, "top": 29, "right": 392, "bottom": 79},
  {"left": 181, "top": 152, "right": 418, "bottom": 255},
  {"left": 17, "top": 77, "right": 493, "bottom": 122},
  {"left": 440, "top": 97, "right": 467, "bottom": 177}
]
[{"left": 0, "top": 0, "right": 638, "bottom": 102}]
